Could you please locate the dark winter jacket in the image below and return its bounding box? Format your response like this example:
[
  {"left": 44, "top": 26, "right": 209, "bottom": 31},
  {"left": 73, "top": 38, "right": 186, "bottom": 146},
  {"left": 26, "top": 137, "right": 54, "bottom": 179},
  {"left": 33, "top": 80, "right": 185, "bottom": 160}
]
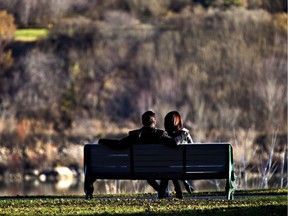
[{"left": 99, "top": 126, "right": 176, "bottom": 148}]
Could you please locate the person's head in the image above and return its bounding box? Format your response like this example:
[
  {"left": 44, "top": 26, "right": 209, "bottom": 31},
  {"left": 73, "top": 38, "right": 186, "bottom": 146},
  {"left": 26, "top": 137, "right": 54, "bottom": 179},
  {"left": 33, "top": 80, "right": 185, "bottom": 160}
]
[
  {"left": 164, "top": 111, "right": 183, "bottom": 133},
  {"left": 141, "top": 111, "right": 156, "bottom": 127}
]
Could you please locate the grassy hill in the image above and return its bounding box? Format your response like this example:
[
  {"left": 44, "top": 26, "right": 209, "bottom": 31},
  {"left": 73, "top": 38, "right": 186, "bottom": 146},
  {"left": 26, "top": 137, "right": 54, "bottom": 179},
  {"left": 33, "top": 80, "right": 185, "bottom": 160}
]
[{"left": 14, "top": 29, "right": 48, "bottom": 41}]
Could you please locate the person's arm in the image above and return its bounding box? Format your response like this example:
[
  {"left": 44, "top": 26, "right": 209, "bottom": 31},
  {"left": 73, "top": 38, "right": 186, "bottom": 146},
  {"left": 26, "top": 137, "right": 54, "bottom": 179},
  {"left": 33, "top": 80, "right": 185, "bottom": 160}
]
[
  {"left": 159, "top": 131, "right": 177, "bottom": 147},
  {"left": 118, "top": 136, "right": 132, "bottom": 148},
  {"left": 173, "top": 133, "right": 186, "bottom": 144},
  {"left": 186, "top": 133, "right": 194, "bottom": 143},
  {"left": 118, "top": 130, "right": 140, "bottom": 147},
  {"left": 99, "top": 139, "right": 119, "bottom": 145},
  {"left": 182, "top": 128, "right": 194, "bottom": 143},
  {"left": 99, "top": 137, "right": 131, "bottom": 149}
]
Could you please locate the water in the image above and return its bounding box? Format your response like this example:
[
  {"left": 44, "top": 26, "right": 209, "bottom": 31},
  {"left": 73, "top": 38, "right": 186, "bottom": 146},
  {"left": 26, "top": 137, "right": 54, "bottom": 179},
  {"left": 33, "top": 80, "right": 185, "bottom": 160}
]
[
  {"left": 0, "top": 175, "right": 286, "bottom": 196},
  {"left": 0, "top": 179, "right": 83, "bottom": 196},
  {"left": 0, "top": 179, "right": 220, "bottom": 196}
]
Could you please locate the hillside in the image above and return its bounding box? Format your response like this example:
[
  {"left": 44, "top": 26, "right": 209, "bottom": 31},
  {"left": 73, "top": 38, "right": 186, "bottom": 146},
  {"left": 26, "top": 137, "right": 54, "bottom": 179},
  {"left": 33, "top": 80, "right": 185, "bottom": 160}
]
[{"left": 0, "top": 0, "right": 286, "bottom": 189}]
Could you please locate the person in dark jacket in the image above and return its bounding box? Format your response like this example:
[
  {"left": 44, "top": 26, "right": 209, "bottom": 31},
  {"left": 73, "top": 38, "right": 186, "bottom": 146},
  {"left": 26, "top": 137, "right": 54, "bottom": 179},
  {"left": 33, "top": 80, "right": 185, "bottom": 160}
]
[
  {"left": 85, "top": 111, "right": 175, "bottom": 199},
  {"left": 158, "top": 111, "right": 194, "bottom": 199},
  {"left": 119, "top": 111, "right": 175, "bottom": 196},
  {"left": 119, "top": 111, "right": 176, "bottom": 146}
]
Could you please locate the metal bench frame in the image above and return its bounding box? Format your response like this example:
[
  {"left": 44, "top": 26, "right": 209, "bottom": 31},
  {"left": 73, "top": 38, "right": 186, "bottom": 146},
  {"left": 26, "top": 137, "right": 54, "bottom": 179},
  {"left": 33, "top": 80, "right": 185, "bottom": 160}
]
[{"left": 84, "top": 143, "right": 236, "bottom": 199}]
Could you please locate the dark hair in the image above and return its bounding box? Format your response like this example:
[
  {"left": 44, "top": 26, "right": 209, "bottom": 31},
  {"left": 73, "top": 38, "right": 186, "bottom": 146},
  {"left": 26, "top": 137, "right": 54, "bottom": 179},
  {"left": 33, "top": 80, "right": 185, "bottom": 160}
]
[
  {"left": 164, "top": 111, "right": 183, "bottom": 133},
  {"left": 142, "top": 111, "right": 156, "bottom": 126}
]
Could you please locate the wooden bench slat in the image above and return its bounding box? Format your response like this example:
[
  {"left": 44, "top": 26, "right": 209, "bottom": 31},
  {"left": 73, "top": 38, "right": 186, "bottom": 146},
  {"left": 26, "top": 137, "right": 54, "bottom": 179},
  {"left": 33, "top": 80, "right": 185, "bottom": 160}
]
[
  {"left": 90, "top": 157, "right": 130, "bottom": 163},
  {"left": 185, "top": 172, "right": 227, "bottom": 180},
  {"left": 186, "top": 167, "right": 226, "bottom": 172},
  {"left": 133, "top": 153, "right": 182, "bottom": 157},
  {"left": 89, "top": 160, "right": 130, "bottom": 166},
  {"left": 134, "top": 155, "right": 182, "bottom": 161},
  {"left": 186, "top": 159, "right": 227, "bottom": 165},
  {"left": 91, "top": 167, "right": 130, "bottom": 171},
  {"left": 134, "top": 167, "right": 183, "bottom": 171},
  {"left": 89, "top": 150, "right": 129, "bottom": 155},
  {"left": 134, "top": 162, "right": 183, "bottom": 166}
]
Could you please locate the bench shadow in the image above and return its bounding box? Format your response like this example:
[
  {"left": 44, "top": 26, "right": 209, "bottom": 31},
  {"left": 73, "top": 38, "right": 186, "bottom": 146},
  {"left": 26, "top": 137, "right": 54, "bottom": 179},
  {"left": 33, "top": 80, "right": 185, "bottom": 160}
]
[{"left": 80, "top": 205, "right": 286, "bottom": 216}]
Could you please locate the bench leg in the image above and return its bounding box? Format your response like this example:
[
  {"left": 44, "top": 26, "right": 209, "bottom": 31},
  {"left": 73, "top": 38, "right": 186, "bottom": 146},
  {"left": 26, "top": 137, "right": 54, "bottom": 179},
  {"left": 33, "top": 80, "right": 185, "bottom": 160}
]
[
  {"left": 84, "top": 174, "right": 96, "bottom": 199},
  {"left": 225, "top": 178, "right": 236, "bottom": 200},
  {"left": 226, "top": 187, "right": 234, "bottom": 200}
]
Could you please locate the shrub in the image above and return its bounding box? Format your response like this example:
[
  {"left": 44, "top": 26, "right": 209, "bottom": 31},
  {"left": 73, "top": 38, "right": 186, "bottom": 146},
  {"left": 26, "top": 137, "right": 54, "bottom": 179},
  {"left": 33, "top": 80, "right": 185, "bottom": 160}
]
[{"left": 0, "top": 10, "right": 15, "bottom": 70}]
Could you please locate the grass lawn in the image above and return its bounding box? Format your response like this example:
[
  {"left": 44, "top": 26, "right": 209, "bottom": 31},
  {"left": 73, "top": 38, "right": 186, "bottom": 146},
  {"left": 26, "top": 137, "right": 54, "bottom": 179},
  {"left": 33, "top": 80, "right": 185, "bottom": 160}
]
[
  {"left": 0, "top": 189, "right": 286, "bottom": 215},
  {"left": 14, "top": 29, "right": 48, "bottom": 41}
]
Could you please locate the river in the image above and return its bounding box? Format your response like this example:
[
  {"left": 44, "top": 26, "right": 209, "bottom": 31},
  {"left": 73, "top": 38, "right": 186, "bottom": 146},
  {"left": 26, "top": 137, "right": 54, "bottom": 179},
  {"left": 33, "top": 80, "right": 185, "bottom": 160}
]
[{"left": 0, "top": 175, "right": 286, "bottom": 196}]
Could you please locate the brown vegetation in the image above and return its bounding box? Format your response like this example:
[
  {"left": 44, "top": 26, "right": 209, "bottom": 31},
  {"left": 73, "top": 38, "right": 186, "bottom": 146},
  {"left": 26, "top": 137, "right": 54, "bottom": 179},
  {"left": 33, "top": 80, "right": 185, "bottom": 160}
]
[
  {"left": 0, "top": 11, "right": 15, "bottom": 72},
  {"left": 0, "top": 1, "right": 286, "bottom": 189}
]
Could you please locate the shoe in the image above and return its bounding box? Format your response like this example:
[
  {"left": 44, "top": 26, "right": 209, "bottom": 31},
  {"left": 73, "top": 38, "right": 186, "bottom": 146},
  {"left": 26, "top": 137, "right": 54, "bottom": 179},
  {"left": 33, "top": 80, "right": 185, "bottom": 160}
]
[
  {"left": 157, "top": 194, "right": 165, "bottom": 199},
  {"left": 165, "top": 187, "right": 170, "bottom": 198},
  {"left": 157, "top": 194, "right": 170, "bottom": 199},
  {"left": 176, "top": 192, "right": 183, "bottom": 199},
  {"left": 188, "top": 185, "right": 194, "bottom": 194},
  {"left": 85, "top": 194, "right": 93, "bottom": 199},
  {"left": 157, "top": 189, "right": 170, "bottom": 199},
  {"left": 183, "top": 181, "right": 194, "bottom": 194}
]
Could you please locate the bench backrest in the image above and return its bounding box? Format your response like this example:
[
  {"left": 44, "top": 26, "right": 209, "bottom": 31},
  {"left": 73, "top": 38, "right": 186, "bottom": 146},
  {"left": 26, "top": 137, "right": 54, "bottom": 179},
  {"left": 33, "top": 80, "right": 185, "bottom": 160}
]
[{"left": 84, "top": 143, "right": 234, "bottom": 180}]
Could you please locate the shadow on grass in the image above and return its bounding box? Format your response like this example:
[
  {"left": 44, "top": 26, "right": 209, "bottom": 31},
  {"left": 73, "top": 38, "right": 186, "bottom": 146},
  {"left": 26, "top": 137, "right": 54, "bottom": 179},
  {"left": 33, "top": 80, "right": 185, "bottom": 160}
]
[{"left": 81, "top": 205, "right": 286, "bottom": 216}]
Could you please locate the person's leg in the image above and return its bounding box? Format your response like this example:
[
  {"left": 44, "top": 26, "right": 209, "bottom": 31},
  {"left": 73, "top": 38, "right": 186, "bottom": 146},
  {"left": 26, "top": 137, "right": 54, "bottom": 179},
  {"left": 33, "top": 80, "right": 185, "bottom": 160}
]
[
  {"left": 164, "top": 183, "right": 170, "bottom": 198},
  {"left": 172, "top": 180, "right": 183, "bottom": 199},
  {"left": 158, "top": 180, "right": 170, "bottom": 199},
  {"left": 182, "top": 180, "right": 194, "bottom": 194},
  {"left": 146, "top": 179, "right": 159, "bottom": 192},
  {"left": 84, "top": 174, "right": 96, "bottom": 199}
]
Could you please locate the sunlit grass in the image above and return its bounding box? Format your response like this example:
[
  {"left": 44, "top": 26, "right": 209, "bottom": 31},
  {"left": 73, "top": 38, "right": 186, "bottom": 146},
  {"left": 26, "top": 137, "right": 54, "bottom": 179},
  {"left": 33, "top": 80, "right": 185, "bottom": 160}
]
[{"left": 14, "top": 29, "right": 48, "bottom": 41}]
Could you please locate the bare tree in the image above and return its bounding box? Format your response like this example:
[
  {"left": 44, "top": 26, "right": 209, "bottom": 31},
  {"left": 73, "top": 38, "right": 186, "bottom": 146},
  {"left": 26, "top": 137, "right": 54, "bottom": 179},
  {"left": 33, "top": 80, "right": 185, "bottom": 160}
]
[
  {"left": 14, "top": 49, "right": 65, "bottom": 117},
  {"left": 0, "top": 0, "right": 90, "bottom": 27},
  {"left": 258, "top": 130, "right": 278, "bottom": 189},
  {"left": 255, "top": 56, "right": 287, "bottom": 133}
]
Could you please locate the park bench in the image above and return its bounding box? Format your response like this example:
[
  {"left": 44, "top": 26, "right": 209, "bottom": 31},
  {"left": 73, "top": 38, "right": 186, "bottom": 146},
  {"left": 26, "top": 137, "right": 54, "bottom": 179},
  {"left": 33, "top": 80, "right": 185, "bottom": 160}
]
[{"left": 84, "top": 142, "right": 236, "bottom": 200}]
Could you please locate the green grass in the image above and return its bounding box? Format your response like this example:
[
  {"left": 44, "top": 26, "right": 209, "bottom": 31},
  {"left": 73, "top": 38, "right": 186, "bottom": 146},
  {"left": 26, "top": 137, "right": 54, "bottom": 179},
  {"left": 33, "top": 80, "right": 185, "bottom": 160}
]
[
  {"left": 0, "top": 190, "right": 286, "bottom": 215},
  {"left": 14, "top": 29, "right": 48, "bottom": 41}
]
